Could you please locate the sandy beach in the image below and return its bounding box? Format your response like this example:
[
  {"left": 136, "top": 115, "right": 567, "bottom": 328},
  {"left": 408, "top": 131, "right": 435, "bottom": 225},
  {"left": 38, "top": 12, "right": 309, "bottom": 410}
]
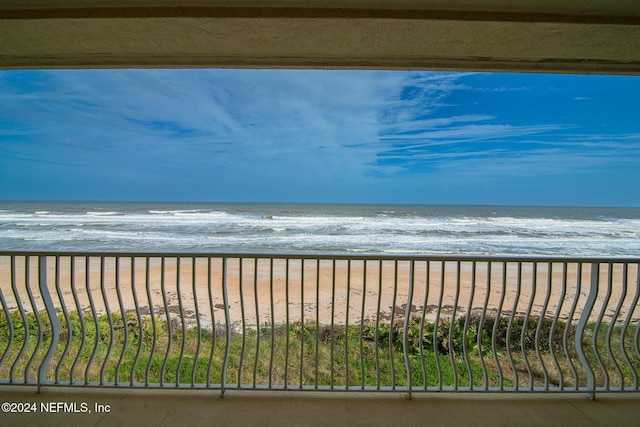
[{"left": 1, "top": 255, "right": 638, "bottom": 327}]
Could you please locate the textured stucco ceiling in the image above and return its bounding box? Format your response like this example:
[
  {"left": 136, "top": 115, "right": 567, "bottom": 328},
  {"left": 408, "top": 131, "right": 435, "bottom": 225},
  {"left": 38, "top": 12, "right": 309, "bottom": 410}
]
[{"left": 1, "top": 0, "right": 639, "bottom": 73}]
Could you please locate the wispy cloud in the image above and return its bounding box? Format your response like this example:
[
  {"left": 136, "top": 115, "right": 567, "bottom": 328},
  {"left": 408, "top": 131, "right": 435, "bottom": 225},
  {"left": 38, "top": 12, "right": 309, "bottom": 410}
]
[
  {"left": 1, "top": 69, "right": 639, "bottom": 204},
  {"left": 382, "top": 123, "right": 570, "bottom": 141}
]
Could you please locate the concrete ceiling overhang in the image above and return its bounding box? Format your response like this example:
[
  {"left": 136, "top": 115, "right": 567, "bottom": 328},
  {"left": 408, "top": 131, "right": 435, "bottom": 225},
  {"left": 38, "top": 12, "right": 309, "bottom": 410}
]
[{"left": 1, "top": 1, "right": 640, "bottom": 73}]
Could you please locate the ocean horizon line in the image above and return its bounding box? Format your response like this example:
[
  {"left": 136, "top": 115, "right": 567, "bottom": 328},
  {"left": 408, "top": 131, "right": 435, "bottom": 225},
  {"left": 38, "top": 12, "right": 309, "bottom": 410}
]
[{"left": 2, "top": 199, "right": 640, "bottom": 210}]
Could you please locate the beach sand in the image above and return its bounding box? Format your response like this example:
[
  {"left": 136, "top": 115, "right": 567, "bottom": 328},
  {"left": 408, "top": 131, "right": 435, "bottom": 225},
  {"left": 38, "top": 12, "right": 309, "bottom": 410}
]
[{"left": 1, "top": 255, "right": 638, "bottom": 327}]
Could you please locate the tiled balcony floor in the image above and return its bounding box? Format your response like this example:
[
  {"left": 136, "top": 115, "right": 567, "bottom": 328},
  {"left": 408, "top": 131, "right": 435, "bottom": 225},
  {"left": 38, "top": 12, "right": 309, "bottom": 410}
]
[{"left": 1, "top": 387, "right": 639, "bottom": 427}]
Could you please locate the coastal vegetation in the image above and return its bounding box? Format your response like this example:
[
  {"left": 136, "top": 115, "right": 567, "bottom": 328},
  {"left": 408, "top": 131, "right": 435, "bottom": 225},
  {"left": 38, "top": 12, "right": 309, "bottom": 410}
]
[{"left": 0, "top": 309, "right": 638, "bottom": 390}]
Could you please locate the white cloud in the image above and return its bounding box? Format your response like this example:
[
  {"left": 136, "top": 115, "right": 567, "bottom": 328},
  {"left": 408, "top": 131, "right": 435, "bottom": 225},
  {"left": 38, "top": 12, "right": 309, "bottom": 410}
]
[
  {"left": 2, "top": 69, "right": 639, "bottom": 204},
  {"left": 383, "top": 123, "right": 569, "bottom": 142}
]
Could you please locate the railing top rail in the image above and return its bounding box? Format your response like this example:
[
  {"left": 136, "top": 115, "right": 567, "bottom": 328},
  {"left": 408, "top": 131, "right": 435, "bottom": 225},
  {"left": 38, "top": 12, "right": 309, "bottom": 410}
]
[{"left": 1, "top": 250, "right": 639, "bottom": 264}]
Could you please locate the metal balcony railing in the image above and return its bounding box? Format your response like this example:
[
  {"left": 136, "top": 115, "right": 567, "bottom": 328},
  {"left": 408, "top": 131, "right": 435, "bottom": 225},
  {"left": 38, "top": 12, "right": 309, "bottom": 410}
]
[{"left": 0, "top": 252, "right": 639, "bottom": 397}]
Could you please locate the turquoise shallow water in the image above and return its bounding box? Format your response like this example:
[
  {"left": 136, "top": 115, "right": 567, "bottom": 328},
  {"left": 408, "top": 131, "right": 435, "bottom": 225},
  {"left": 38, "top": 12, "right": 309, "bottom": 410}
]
[{"left": 0, "top": 202, "right": 639, "bottom": 256}]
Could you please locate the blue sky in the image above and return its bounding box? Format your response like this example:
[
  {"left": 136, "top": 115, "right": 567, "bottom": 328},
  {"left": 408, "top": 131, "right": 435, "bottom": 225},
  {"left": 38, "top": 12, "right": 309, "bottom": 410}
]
[{"left": 1, "top": 69, "right": 639, "bottom": 206}]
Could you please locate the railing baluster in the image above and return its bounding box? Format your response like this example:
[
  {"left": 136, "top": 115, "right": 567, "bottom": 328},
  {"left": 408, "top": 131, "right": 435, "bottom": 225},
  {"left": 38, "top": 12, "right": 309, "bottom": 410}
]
[
  {"left": 299, "top": 258, "right": 304, "bottom": 389},
  {"left": 464, "top": 261, "right": 476, "bottom": 390},
  {"left": 360, "top": 260, "right": 367, "bottom": 391},
  {"left": 633, "top": 264, "right": 640, "bottom": 390},
  {"left": 69, "top": 256, "right": 85, "bottom": 385},
  {"left": 479, "top": 261, "right": 491, "bottom": 390},
  {"left": 535, "top": 262, "right": 552, "bottom": 390},
  {"left": 38, "top": 256, "right": 59, "bottom": 390},
  {"left": 493, "top": 261, "right": 506, "bottom": 391},
  {"left": 144, "top": 256, "right": 156, "bottom": 387},
  {"left": 221, "top": 257, "right": 232, "bottom": 396},
  {"left": 192, "top": 257, "right": 201, "bottom": 388},
  {"left": 284, "top": 258, "right": 290, "bottom": 388},
  {"left": 0, "top": 265, "right": 13, "bottom": 374},
  {"left": 576, "top": 262, "right": 598, "bottom": 397},
  {"left": 419, "top": 260, "right": 430, "bottom": 390},
  {"left": 10, "top": 256, "right": 31, "bottom": 384},
  {"left": 176, "top": 257, "right": 186, "bottom": 387},
  {"left": 448, "top": 261, "right": 460, "bottom": 391},
  {"left": 374, "top": 259, "right": 381, "bottom": 390},
  {"left": 403, "top": 260, "right": 414, "bottom": 397},
  {"left": 345, "top": 259, "right": 351, "bottom": 389},
  {"left": 115, "top": 256, "right": 128, "bottom": 387},
  {"left": 100, "top": 256, "right": 114, "bottom": 386},
  {"left": 315, "top": 259, "right": 320, "bottom": 390},
  {"left": 54, "top": 255, "right": 71, "bottom": 385},
  {"left": 620, "top": 263, "right": 638, "bottom": 390},
  {"left": 160, "top": 257, "right": 170, "bottom": 387},
  {"left": 564, "top": 262, "right": 581, "bottom": 390},
  {"left": 506, "top": 261, "right": 521, "bottom": 390},
  {"left": 85, "top": 256, "right": 99, "bottom": 385},
  {"left": 434, "top": 260, "right": 444, "bottom": 390},
  {"left": 237, "top": 257, "right": 245, "bottom": 387},
  {"left": 9, "top": 256, "right": 27, "bottom": 384},
  {"left": 206, "top": 256, "right": 216, "bottom": 388},
  {"left": 131, "top": 256, "right": 143, "bottom": 386},
  {"left": 593, "top": 263, "right": 612, "bottom": 390},
  {"left": 25, "top": 256, "right": 42, "bottom": 384},
  {"left": 606, "top": 263, "right": 625, "bottom": 390},
  {"left": 522, "top": 262, "right": 536, "bottom": 390},
  {"left": 389, "top": 260, "right": 398, "bottom": 390},
  {"left": 330, "top": 259, "right": 336, "bottom": 389},
  {"left": 551, "top": 262, "right": 567, "bottom": 390},
  {"left": 254, "top": 258, "right": 260, "bottom": 389},
  {"left": 269, "top": 257, "right": 275, "bottom": 389}
]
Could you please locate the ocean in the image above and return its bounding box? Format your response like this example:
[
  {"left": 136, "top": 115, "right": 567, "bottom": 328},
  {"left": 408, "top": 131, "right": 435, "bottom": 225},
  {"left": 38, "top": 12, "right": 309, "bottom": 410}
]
[{"left": 0, "top": 202, "right": 639, "bottom": 257}]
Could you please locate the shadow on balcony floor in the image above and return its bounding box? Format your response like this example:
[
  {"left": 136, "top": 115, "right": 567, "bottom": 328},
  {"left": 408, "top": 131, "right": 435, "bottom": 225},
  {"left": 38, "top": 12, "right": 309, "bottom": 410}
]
[{"left": 1, "top": 387, "right": 639, "bottom": 427}]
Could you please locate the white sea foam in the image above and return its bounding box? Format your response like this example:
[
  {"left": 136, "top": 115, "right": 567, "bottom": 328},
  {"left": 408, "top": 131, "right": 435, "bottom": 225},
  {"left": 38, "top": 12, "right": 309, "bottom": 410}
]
[
  {"left": 87, "top": 212, "right": 125, "bottom": 217},
  {"left": 0, "top": 203, "right": 639, "bottom": 256}
]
